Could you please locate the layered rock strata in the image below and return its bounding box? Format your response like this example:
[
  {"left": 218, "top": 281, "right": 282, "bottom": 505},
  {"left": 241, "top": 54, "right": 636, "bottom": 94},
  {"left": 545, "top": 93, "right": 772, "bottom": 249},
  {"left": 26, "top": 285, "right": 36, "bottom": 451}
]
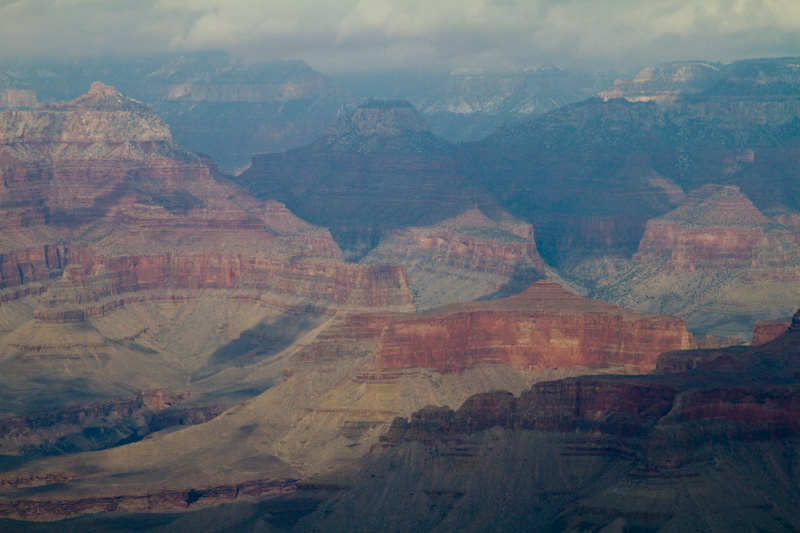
[
  {"left": 291, "top": 313, "right": 800, "bottom": 532},
  {"left": 366, "top": 208, "right": 545, "bottom": 308},
  {"left": 0, "top": 84, "right": 414, "bottom": 454},
  {"left": 375, "top": 281, "right": 693, "bottom": 373},
  {"left": 633, "top": 184, "right": 800, "bottom": 275}
]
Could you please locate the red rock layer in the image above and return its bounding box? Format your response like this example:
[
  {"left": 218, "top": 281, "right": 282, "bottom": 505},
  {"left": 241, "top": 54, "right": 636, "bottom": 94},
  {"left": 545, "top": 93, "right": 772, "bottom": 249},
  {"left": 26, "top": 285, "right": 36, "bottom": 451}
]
[
  {"left": 0, "top": 83, "right": 415, "bottom": 314},
  {"left": 33, "top": 249, "right": 412, "bottom": 322},
  {"left": 0, "top": 245, "right": 66, "bottom": 289},
  {"left": 370, "top": 208, "right": 544, "bottom": 276},
  {"left": 751, "top": 318, "right": 791, "bottom": 346},
  {"left": 376, "top": 281, "right": 692, "bottom": 373},
  {"left": 633, "top": 184, "right": 800, "bottom": 274}
]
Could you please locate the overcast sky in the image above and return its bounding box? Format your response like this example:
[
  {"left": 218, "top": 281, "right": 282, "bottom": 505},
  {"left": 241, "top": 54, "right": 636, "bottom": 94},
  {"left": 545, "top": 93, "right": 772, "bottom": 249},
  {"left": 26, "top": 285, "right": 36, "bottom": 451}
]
[{"left": 0, "top": 0, "right": 798, "bottom": 73}]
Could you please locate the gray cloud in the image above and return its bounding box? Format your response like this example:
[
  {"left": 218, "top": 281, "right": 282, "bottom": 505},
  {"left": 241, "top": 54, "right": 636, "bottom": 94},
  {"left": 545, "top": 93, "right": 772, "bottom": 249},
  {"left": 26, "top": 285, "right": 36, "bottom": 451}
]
[{"left": 0, "top": 0, "right": 798, "bottom": 72}]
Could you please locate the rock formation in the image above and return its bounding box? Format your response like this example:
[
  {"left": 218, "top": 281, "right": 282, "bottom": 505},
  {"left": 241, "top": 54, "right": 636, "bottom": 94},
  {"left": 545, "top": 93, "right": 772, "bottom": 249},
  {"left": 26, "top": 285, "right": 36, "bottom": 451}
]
[
  {"left": 235, "top": 99, "right": 502, "bottom": 261},
  {"left": 0, "top": 84, "right": 413, "bottom": 450},
  {"left": 287, "top": 312, "right": 800, "bottom": 533},
  {"left": 366, "top": 208, "right": 545, "bottom": 308},
  {"left": 579, "top": 184, "right": 800, "bottom": 339},
  {"left": 376, "top": 281, "right": 693, "bottom": 373},
  {"left": 751, "top": 316, "right": 791, "bottom": 345},
  {"left": 632, "top": 184, "right": 799, "bottom": 274}
]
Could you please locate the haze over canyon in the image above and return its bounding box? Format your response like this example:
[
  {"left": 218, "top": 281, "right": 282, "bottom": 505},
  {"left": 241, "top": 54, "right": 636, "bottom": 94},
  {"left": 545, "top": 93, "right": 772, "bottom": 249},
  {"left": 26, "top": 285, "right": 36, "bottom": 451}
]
[{"left": 0, "top": 37, "right": 800, "bottom": 532}]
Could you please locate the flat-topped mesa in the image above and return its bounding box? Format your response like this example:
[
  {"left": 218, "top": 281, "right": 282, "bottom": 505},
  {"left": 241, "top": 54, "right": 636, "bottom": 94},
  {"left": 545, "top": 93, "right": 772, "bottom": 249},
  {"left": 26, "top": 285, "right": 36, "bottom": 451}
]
[
  {"left": 632, "top": 184, "right": 799, "bottom": 272},
  {"left": 309, "top": 99, "right": 449, "bottom": 153},
  {"left": 376, "top": 280, "right": 693, "bottom": 373},
  {"left": 599, "top": 61, "right": 721, "bottom": 104}
]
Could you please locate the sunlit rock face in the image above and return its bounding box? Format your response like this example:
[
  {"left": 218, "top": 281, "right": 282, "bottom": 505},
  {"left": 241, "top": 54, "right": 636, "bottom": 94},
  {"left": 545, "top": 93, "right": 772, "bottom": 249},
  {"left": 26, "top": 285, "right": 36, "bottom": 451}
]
[
  {"left": 365, "top": 208, "right": 546, "bottom": 308},
  {"left": 375, "top": 281, "right": 693, "bottom": 373},
  {"left": 632, "top": 184, "right": 800, "bottom": 273},
  {"left": 0, "top": 84, "right": 413, "bottom": 449},
  {"left": 0, "top": 82, "right": 413, "bottom": 309}
]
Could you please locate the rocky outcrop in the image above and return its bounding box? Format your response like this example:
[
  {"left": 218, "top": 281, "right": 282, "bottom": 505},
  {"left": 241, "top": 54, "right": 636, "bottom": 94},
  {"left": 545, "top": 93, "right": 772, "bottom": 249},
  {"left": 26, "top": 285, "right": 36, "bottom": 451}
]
[
  {"left": 366, "top": 208, "right": 545, "bottom": 308},
  {"left": 376, "top": 281, "right": 693, "bottom": 373},
  {"left": 382, "top": 377, "right": 678, "bottom": 445},
  {"left": 0, "top": 390, "right": 224, "bottom": 456},
  {"left": 751, "top": 317, "right": 791, "bottom": 345},
  {"left": 632, "top": 185, "right": 800, "bottom": 275},
  {"left": 0, "top": 478, "right": 297, "bottom": 521}
]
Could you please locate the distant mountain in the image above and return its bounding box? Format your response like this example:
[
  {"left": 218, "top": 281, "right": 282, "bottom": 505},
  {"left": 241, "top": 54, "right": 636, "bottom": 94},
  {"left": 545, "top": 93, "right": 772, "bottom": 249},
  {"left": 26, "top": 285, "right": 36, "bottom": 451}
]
[
  {"left": 235, "top": 99, "right": 502, "bottom": 261},
  {"left": 142, "top": 55, "right": 349, "bottom": 173},
  {"left": 333, "top": 65, "right": 616, "bottom": 142},
  {"left": 600, "top": 57, "right": 800, "bottom": 102},
  {"left": 465, "top": 57, "right": 800, "bottom": 267},
  {"left": 1, "top": 55, "right": 615, "bottom": 173},
  {"left": 0, "top": 54, "right": 349, "bottom": 173}
]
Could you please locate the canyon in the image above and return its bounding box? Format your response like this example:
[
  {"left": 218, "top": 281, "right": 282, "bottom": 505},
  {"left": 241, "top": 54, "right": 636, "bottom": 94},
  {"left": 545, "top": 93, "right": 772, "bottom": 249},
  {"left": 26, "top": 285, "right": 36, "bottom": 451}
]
[
  {"left": 0, "top": 55, "right": 799, "bottom": 530},
  {"left": 235, "top": 99, "right": 503, "bottom": 261},
  {"left": 0, "top": 281, "right": 693, "bottom": 521},
  {"left": 281, "top": 313, "right": 800, "bottom": 532},
  {"left": 0, "top": 83, "right": 414, "bottom": 453}
]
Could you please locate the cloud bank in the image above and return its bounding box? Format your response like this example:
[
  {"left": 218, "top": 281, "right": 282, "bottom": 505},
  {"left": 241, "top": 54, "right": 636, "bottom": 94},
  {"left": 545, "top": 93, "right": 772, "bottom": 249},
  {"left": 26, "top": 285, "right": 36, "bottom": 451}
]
[{"left": 1, "top": 0, "right": 798, "bottom": 72}]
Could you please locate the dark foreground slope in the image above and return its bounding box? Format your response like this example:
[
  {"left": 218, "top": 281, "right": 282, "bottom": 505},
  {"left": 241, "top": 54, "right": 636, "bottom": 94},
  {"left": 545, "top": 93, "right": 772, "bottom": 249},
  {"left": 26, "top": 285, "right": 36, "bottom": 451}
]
[{"left": 286, "top": 314, "right": 800, "bottom": 532}]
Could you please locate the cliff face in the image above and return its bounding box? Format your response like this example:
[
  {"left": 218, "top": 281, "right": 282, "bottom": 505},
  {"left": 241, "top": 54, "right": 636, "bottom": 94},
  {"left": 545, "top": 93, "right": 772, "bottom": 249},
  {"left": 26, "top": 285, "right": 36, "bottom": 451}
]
[
  {"left": 0, "top": 84, "right": 413, "bottom": 448},
  {"left": 376, "top": 281, "right": 692, "bottom": 373},
  {"left": 751, "top": 317, "right": 791, "bottom": 345},
  {"left": 633, "top": 184, "right": 800, "bottom": 274},
  {"left": 574, "top": 184, "right": 800, "bottom": 339},
  {"left": 0, "top": 83, "right": 413, "bottom": 309},
  {"left": 366, "top": 208, "right": 545, "bottom": 308}
]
